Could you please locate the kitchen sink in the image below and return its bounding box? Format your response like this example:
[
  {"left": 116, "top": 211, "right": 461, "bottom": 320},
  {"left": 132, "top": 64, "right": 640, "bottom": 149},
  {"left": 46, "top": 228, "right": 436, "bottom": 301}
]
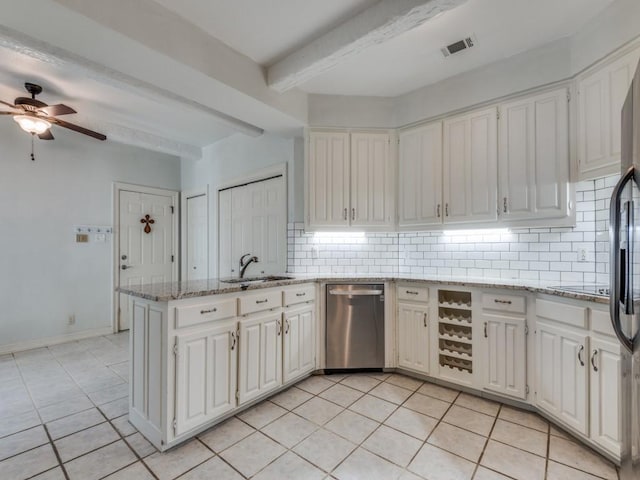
[{"left": 220, "top": 275, "right": 295, "bottom": 284}]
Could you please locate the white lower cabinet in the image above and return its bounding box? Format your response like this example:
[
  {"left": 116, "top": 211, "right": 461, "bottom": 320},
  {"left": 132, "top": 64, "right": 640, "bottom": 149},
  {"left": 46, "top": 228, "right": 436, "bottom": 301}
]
[
  {"left": 482, "top": 312, "right": 527, "bottom": 399},
  {"left": 237, "top": 310, "right": 283, "bottom": 405},
  {"left": 397, "top": 302, "right": 430, "bottom": 374},
  {"left": 283, "top": 304, "right": 316, "bottom": 383},
  {"left": 536, "top": 320, "right": 590, "bottom": 436},
  {"left": 174, "top": 319, "right": 237, "bottom": 436},
  {"left": 589, "top": 335, "right": 622, "bottom": 456}
]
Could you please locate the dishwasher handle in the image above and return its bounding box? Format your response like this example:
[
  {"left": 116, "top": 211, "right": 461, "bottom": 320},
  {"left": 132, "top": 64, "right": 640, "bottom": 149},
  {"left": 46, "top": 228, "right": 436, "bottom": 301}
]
[{"left": 328, "top": 289, "right": 383, "bottom": 296}]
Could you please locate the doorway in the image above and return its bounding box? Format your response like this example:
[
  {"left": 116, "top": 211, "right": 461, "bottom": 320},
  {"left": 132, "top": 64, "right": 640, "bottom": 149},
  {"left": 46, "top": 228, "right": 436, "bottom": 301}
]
[
  {"left": 181, "top": 188, "right": 209, "bottom": 282},
  {"left": 114, "top": 183, "right": 179, "bottom": 331}
]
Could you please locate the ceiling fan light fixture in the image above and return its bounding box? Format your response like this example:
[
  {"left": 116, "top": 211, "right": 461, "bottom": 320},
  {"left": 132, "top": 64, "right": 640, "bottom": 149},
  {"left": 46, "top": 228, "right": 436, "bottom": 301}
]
[{"left": 13, "top": 114, "right": 51, "bottom": 135}]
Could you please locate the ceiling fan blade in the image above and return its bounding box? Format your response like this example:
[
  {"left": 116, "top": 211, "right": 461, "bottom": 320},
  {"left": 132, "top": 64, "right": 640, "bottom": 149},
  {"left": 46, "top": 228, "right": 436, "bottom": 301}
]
[
  {"left": 39, "top": 104, "right": 76, "bottom": 116},
  {"left": 50, "top": 118, "right": 106, "bottom": 141},
  {"left": 0, "top": 111, "right": 15, "bottom": 115},
  {"left": 38, "top": 130, "right": 54, "bottom": 140},
  {"left": 0, "top": 100, "right": 17, "bottom": 109}
]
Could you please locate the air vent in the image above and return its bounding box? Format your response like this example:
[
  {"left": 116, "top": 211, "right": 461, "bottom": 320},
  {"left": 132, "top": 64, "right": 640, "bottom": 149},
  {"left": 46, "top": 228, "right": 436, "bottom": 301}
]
[{"left": 441, "top": 35, "right": 476, "bottom": 57}]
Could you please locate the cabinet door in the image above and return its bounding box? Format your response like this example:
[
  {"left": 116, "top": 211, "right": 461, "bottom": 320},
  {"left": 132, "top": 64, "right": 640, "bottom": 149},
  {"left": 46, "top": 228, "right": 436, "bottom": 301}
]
[
  {"left": 499, "top": 88, "right": 569, "bottom": 221},
  {"left": 536, "top": 321, "right": 589, "bottom": 435},
  {"left": 238, "top": 311, "right": 283, "bottom": 405},
  {"left": 307, "top": 132, "right": 350, "bottom": 227},
  {"left": 283, "top": 304, "right": 316, "bottom": 383},
  {"left": 397, "top": 302, "right": 430, "bottom": 374},
  {"left": 578, "top": 45, "right": 640, "bottom": 178},
  {"left": 174, "top": 321, "right": 236, "bottom": 436},
  {"left": 590, "top": 336, "right": 621, "bottom": 456},
  {"left": 443, "top": 107, "right": 498, "bottom": 224},
  {"left": 350, "top": 132, "right": 394, "bottom": 227},
  {"left": 483, "top": 313, "right": 526, "bottom": 399},
  {"left": 399, "top": 123, "right": 443, "bottom": 228}
]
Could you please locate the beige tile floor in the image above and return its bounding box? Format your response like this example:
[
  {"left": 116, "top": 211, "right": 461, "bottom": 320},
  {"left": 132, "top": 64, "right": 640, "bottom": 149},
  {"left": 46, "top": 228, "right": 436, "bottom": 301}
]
[{"left": 0, "top": 332, "right": 620, "bottom": 480}]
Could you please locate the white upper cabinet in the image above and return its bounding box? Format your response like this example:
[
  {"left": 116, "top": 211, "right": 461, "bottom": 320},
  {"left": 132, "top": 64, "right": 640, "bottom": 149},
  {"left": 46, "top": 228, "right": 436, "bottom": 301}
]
[
  {"left": 498, "top": 88, "right": 569, "bottom": 222},
  {"left": 577, "top": 43, "right": 640, "bottom": 179},
  {"left": 350, "top": 132, "right": 394, "bottom": 227},
  {"left": 443, "top": 107, "right": 498, "bottom": 224},
  {"left": 307, "top": 131, "right": 350, "bottom": 228},
  {"left": 398, "top": 122, "right": 443, "bottom": 229},
  {"left": 307, "top": 130, "right": 394, "bottom": 231}
]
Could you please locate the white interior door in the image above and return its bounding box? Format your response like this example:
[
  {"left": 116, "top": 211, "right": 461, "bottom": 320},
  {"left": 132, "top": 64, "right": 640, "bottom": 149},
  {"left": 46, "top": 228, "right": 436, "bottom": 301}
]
[
  {"left": 185, "top": 194, "right": 208, "bottom": 281},
  {"left": 118, "top": 190, "right": 176, "bottom": 330},
  {"left": 219, "top": 175, "right": 286, "bottom": 278}
]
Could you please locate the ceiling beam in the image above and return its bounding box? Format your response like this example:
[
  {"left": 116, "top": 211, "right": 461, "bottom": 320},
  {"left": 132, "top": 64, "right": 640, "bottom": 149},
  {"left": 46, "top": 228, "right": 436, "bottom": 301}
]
[{"left": 268, "top": 0, "right": 467, "bottom": 93}]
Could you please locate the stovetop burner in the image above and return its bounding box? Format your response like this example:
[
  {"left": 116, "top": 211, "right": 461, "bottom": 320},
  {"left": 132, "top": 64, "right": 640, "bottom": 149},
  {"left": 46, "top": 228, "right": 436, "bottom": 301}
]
[{"left": 550, "top": 285, "right": 610, "bottom": 297}]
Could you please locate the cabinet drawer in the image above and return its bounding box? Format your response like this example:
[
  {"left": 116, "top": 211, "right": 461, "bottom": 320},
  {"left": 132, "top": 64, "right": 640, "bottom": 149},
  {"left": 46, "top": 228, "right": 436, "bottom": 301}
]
[
  {"left": 283, "top": 284, "right": 315, "bottom": 307},
  {"left": 175, "top": 298, "right": 236, "bottom": 329},
  {"left": 398, "top": 285, "right": 429, "bottom": 302},
  {"left": 239, "top": 290, "right": 282, "bottom": 315},
  {"left": 482, "top": 293, "right": 526, "bottom": 314},
  {"left": 536, "top": 298, "right": 587, "bottom": 329},
  {"left": 591, "top": 308, "right": 616, "bottom": 337}
]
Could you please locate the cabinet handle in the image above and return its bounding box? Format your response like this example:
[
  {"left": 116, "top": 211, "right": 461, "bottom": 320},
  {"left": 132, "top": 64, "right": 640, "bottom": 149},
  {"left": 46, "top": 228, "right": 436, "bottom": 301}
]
[
  {"left": 285, "top": 319, "right": 290, "bottom": 334},
  {"left": 406, "top": 290, "right": 419, "bottom": 295},
  {"left": 493, "top": 299, "right": 512, "bottom": 305},
  {"left": 256, "top": 299, "right": 268, "bottom": 304},
  {"left": 437, "top": 204, "right": 441, "bottom": 218},
  {"left": 591, "top": 349, "right": 598, "bottom": 372},
  {"left": 503, "top": 197, "right": 508, "bottom": 213},
  {"left": 578, "top": 345, "right": 585, "bottom": 366},
  {"left": 445, "top": 203, "right": 449, "bottom": 217},
  {"left": 343, "top": 208, "right": 347, "bottom": 220},
  {"left": 484, "top": 322, "right": 488, "bottom": 338},
  {"left": 351, "top": 208, "right": 355, "bottom": 221},
  {"left": 230, "top": 332, "right": 236, "bottom": 350},
  {"left": 296, "top": 292, "right": 306, "bottom": 297},
  {"left": 423, "top": 313, "right": 427, "bottom": 328},
  {"left": 200, "top": 307, "right": 218, "bottom": 314},
  {"left": 277, "top": 319, "right": 282, "bottom": 336}
]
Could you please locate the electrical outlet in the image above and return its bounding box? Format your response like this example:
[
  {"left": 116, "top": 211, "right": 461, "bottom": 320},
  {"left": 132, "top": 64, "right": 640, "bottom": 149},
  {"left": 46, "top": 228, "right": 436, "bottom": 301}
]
[
  {"left": 68, "top": 314, "right": 76, "bottom": 326},
  {"left": 311, "top": 245, "right": 319, "bottom": 259},
  {"left": 578, "top": 248, "right": 587, "bottom": 262}
]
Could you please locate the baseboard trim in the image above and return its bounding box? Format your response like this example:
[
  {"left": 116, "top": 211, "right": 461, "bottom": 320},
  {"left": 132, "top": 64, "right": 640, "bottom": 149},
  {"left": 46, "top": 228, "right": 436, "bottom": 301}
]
[{"left": 0, "top": 327, "right": 115, "bottom": 355}]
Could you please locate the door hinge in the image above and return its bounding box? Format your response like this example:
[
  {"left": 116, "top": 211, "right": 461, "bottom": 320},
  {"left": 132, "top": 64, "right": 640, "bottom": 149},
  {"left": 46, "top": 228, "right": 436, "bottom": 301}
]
[
  {"left": 497, "top": 110, "right": 500, "bottom": 120},
  {"left": 525, "top": 322, "right": 529, "bottom": 335},
  {"left": 171, "top": 255, "right": 175, "bottom": 263},
  {"left": 526, "top": 385, "right": 530, "bottom": 395},
  {"left": 567, "top": 91, "right": 571, "bottom": 102},
  {"left": 172, "top": 418, "right": 177, "bottom": 432},
  {"left": 170, "top": 206, "right": 175, "bottom": 214},
  {"left": 173, "top": 342, "right": 178, "bottom": 355},
  {"left": 235, "top": 390, "right": 240, "bottom": 400}
]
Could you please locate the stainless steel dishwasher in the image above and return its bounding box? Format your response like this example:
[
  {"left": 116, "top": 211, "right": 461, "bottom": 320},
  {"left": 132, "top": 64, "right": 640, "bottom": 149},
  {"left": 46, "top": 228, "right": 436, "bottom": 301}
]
[{"left": 326, "top": 284, "right": 385, "bottom": 370}]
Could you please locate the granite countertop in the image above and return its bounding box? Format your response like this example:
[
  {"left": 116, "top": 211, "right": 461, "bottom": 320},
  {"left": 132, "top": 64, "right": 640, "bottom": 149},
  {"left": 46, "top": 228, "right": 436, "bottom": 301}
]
[{"left": 117, "top": 274, "right": 610, "bottom": 304}]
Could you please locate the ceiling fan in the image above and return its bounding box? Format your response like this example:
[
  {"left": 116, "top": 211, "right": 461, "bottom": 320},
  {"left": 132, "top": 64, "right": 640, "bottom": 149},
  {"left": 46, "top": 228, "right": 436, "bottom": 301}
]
[{"left": 0, "top": 82, "right": 106, "bottom": 142}]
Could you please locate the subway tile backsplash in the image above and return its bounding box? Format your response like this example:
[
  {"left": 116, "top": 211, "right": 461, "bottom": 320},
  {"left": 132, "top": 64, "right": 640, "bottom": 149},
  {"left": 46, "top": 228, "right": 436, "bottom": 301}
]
[{"left": 288, "top": 174, "right": 619, "bottom": 284}]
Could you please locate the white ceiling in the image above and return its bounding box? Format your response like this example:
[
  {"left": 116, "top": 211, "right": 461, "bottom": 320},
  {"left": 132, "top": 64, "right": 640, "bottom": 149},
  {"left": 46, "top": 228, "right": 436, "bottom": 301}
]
[
  {"left": 298, "top": 0, "right": 614, "bottom": 96},
  {"left": 153, "top": 0, "right": 614, "bottom": 97},
  {"left": 0, "top": 0, "right": 618, "bottom": 154},
  {"left": 0, "top": 46, "right": 238, "bottom": 148},
  {"left": 151, "top": 0, "right": 376, "bottom": 66}
]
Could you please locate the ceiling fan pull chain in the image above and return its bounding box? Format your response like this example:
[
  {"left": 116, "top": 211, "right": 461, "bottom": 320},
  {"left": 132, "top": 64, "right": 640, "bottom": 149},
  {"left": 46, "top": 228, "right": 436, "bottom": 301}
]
[{"left": 30, "top": 134, "right": 35, "bottom": 161}]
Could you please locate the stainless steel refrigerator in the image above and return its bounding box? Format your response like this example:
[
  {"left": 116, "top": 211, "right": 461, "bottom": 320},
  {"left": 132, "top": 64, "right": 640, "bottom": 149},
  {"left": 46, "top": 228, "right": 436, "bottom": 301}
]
[{"left": 610, "top": 58, "right": 640, "bottom": 480}]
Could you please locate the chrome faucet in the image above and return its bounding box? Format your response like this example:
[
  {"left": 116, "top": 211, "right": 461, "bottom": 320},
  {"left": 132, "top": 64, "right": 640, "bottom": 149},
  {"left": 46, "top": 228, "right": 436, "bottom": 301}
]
[{"left": 239, "top": 253, "right": 259, "bottom": 278}]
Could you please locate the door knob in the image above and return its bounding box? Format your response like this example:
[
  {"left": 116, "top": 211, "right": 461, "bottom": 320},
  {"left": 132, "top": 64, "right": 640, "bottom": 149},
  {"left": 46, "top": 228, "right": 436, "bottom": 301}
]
[{"left": 121, "top": 265, "right": 132, "bottom": 270}]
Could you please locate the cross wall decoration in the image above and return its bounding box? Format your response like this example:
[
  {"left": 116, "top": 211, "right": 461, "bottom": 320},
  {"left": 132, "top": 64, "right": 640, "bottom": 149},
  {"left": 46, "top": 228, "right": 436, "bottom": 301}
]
[{"left": 140, "top": 214, "right": 155, "bottom": 234}]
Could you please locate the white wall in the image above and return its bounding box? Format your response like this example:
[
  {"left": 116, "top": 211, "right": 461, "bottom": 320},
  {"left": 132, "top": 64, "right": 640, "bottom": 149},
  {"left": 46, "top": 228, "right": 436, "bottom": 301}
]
[
  {"left": 181, "top": 133, "right": 299, "bottom": 276},
  {"left": 0, "top": 121, "right": 180, "bottom": 350}
]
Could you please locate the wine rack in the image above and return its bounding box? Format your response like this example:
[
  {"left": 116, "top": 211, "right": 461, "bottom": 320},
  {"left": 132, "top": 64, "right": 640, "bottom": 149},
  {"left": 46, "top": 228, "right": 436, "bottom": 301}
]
[{"left": 438, "top": 289, "right": 473, "bottom": 384}]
